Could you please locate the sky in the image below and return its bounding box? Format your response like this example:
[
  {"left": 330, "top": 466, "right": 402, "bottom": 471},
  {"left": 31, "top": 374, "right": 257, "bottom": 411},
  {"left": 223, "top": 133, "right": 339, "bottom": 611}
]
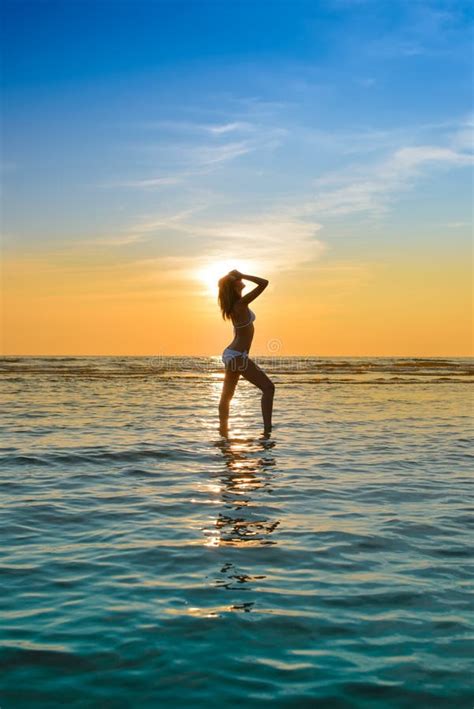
[{"left": 1, "top": 0, "right": 473, "bottom": 356}]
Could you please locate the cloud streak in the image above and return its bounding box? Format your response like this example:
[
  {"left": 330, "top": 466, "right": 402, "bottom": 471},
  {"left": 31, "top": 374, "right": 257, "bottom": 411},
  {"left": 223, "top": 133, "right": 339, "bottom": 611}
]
[
  {"left": 94, "top": 109, "right": 472, "bottom": 291},
  {"left": 99, "top": 176, "right": 182, "bottom": 189},
  {"left": 304, "top": 117, "right": 473, "bottom": 218},
  {"left": 99, "top": 111, "right": 287, "bottom": 190}
]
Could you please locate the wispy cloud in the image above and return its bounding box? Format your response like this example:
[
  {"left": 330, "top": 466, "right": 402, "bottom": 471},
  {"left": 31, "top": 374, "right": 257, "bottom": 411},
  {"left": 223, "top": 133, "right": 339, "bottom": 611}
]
[
  {"left": 190, "top": 139, "right": 254, "bottom": 165},
  {"left": 95, "top": 102, "right": 472, "bottom": 270},
  {"left": 368, "top": 39, "right": 426, "bottom": 57},
  {"left": 206, "top": 121, "right": 253, "bottom": 134},
  {"left": 99, "top": 176, "right": 182, "bottom": 189},
  {"left": 139, "top": 119, "right": 255, "bottom": 135},
  {"left": 451, "top": 115, "right": 474, "bottom": 152},
  {"left": 92, "top": 111, "right": 473, "bottom": 288},
  {"left": 76, "top": 211, "right": 327, "bottom": 298},
  {"left": 445, "top": 221, "right": 471, "bottom": 229},
  {"left": 83, "top": 205, "right": 212, "bottom": 248},
  {"left": 127, "top": 117, "right": 470, "bottom": 200},
  {"left": 365, "top": 2, "right": 466, "bottom": 58},
  {"left": 122, "top": 211, "right": 326, "bottom": 280},
  {"left": 127, "top": 205, "right": 211, "bottom": 236},
  {"left": 86, "top": 233, "right": 146, "bottom": 246},
  {"left": 90, "top": 199, "right": 326, "bottom": 277},
  {"left": 97, "top": 139, "right": 255, "bottom": 190},
  {"left": 100, "top": 113, "right": 286, "bottom": 190},
  {"left": 304, "top": 117, "right": 473, "bottom": 218}
]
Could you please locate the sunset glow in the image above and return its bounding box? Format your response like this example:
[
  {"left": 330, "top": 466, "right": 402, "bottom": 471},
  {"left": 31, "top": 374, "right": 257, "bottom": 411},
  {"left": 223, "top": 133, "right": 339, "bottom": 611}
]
[
  {"left": 1, "top": 1, "right": 472, "bottom": 356},
  {"left": 196, "top": 260, "right": 259, "bottom": 296}
]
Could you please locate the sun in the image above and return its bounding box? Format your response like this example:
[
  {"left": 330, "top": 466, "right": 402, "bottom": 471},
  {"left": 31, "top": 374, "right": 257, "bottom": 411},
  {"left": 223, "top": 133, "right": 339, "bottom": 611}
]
[{"left": 196, "top": 260, "right": 256, "bottom": 295}]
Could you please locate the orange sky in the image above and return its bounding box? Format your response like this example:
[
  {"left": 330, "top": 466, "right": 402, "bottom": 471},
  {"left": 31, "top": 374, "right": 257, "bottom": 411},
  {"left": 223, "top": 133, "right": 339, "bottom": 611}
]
[
  {"left": 3, "top": 0, "right": 473, "bottom": 359},
  {"left": 3, "top": 241, "right": 472, "bottom": 356}
]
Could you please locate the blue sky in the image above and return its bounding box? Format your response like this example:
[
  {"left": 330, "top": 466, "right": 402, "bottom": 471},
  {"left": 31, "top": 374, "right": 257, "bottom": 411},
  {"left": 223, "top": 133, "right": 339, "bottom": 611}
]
[{"left": 2, "top": 0, "right": 473, "bottom": 280}]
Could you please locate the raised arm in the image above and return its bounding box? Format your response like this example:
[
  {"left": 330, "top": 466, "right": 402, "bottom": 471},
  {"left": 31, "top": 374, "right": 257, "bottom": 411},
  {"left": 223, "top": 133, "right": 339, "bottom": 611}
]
[{"left": 231, "top": 271, "right": 269, "bottom": 306}]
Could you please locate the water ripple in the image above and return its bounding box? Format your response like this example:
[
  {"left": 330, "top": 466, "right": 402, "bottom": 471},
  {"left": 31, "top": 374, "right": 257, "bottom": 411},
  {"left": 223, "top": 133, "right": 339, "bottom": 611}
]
[{"left": 0, "top": 357, "right": 472, "bottom": 707}]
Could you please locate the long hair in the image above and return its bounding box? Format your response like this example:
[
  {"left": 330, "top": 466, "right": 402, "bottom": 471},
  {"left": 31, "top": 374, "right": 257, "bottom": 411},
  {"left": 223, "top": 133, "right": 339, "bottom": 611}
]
[{"left": 217, "top": 274, "right": 239, "bottom": 320}]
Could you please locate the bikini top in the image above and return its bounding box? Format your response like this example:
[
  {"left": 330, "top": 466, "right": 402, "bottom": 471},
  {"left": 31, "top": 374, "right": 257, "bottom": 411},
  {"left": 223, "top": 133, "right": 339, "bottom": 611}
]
[{"left": 232, "top": 308, "right": 256, "bottom": 330}]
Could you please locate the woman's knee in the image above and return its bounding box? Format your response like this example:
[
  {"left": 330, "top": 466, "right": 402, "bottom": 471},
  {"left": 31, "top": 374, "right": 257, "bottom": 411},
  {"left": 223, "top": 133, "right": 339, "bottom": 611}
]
[{"left": 262, "top": 379, "right": 275, "bottom": 395}]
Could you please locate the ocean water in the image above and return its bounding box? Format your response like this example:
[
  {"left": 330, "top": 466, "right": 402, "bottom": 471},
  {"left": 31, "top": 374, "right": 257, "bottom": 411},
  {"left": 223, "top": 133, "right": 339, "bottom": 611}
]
[{"left": 1, "top": 355, "right": 473, "bottom": 708}]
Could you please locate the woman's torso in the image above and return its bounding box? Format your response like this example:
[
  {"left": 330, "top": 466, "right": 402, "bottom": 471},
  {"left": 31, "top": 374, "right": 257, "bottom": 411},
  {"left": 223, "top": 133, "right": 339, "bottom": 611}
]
[{"left": 226, "top": 306, "right": 256, "bottom": 352}]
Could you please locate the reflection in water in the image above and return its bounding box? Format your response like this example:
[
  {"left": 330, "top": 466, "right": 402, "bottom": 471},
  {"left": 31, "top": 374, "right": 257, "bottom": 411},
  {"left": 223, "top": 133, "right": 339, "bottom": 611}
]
[
  {"left": 201, "top": 435, "right": 280, "bottom": 612},
  {"left": 216, "top": 561, "right": 267, "bottom": 591},
  {"left": 211, "top": 435, "right": 279, "bottom": 546}
]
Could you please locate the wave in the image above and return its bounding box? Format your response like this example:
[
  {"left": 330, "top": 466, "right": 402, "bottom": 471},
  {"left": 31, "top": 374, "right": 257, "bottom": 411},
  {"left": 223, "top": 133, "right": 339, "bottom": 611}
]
[
  {"left": 0, "top": 444, "right": 210, "bottom": 467},
  {"left": 0, "top": 356, "right": 472, "bottom": 382}
]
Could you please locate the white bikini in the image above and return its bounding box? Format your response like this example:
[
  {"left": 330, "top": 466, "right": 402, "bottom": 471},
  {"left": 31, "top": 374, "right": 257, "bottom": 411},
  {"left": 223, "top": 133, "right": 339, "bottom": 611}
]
[{"left": 222, "top": 308, "right": 256, "bottom": 366}]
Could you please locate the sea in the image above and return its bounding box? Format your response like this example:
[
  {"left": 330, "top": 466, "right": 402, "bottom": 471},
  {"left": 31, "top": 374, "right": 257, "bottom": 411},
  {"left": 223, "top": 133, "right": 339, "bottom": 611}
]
[{"left": 1, "top": 356, "right": 473, "bottom": 708}]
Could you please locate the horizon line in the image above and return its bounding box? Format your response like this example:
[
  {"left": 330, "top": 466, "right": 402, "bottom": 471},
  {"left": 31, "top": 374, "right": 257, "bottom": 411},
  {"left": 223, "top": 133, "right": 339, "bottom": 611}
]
[{"left": 1, "top": 353, "right": 472, "bottom": 359}]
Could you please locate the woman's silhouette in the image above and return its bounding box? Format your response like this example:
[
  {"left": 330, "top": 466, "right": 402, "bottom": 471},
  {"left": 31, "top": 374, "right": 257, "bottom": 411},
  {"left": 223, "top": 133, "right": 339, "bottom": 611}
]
[{"left": 217, "top": 269, "right": 275, "bottom": 438}]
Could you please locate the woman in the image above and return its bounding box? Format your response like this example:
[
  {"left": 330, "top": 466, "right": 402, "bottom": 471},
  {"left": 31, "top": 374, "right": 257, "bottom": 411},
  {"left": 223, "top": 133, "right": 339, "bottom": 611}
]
[{"left": 217, "top": 269, "right": 275, "bottom": 438}]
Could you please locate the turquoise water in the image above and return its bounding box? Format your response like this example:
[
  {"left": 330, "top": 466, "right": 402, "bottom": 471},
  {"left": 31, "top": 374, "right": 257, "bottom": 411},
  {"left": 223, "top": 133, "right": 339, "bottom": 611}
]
[{"left": 1, "top": 356, "right": 473, "bottom": 708}]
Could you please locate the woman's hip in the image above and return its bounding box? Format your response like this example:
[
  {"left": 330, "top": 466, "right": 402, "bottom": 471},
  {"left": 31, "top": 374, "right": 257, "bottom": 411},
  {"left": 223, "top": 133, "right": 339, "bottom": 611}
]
[{"left": 222, "top": 347, "right": 249, "bottom": 367}]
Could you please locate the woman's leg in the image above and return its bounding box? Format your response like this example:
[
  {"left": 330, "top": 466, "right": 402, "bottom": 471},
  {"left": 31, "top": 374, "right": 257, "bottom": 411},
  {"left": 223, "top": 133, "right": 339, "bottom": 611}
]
[
  {"left": 219, "top": 365, "right": 241, "bottom": 436},
  {"left": 239, "top": 358, "right": 275, "bottom": 434}
]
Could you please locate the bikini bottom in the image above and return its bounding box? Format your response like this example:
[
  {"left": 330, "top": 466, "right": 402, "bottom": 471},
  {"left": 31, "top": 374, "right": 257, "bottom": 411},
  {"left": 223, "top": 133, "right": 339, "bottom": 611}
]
[{"left": 222, "top": 348, "right": 249, "bottom": 367}]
